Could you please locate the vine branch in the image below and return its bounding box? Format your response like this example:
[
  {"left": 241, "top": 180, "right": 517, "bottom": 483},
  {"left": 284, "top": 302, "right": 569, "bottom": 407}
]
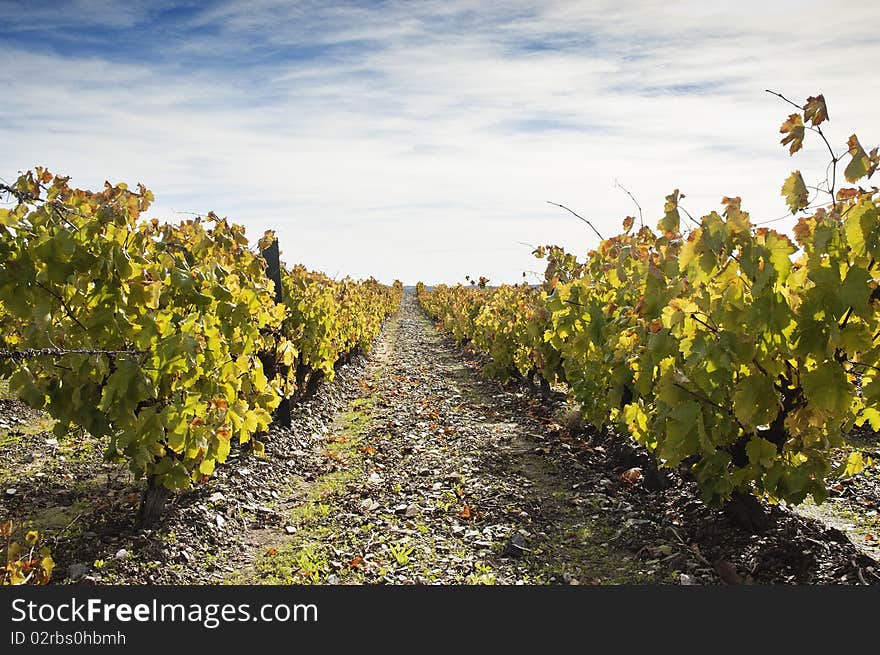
[{"left": 546, "top": 201, "right": 604, "bottom": 240}]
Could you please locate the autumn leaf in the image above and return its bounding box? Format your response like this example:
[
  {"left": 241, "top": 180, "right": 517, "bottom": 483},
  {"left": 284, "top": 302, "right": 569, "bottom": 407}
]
[
  {"left": 779, "top": 113, "right": 805, "bottom": 155},
  {"left": 349, "top": 555, "right": 364, "bottom": 568},
  {"left": 458, "top": 505, "right": 473, "bottom": 519},
  {"left": 620, "top": 467, "right": 643, "bottom": 484},
  {"left": 658, "top": 189, "right": 682, "bottom": 235},
  {"left": 844, "top": 135, "right": 878, "bottom": 182},
  {"left": 40, "top": 555, "right": 55, "bottom": 580},
  {"left": 265, "top": 548, "right": 278, "bottom": 556},
  {"left": 257, "top": 230, "right": 276, "bottom": 251},
  {"left": 803, "top": 95, "right": 828, "bottom": 126},
  {"left": 781, "top": 171, "right": 809, "bottom": 214}
]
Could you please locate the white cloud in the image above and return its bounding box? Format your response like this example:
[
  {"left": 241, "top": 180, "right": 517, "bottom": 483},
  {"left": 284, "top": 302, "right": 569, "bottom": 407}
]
[{"left": 1, "top": 0, "right": 878, "bottom": 284}]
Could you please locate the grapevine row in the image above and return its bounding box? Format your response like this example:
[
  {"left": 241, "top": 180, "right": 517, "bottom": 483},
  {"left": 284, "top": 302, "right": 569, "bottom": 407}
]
[
  {"left": 0, "top": 171, "right": 401, "bottom": 524},
  {"left": 418, "top": 94, "right": 879, "bottom": 509}
]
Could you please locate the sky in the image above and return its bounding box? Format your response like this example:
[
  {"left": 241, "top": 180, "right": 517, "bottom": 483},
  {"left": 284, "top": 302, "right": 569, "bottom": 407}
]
[{"left": 1, "top": 0, "right": 878, "bottom": 285}]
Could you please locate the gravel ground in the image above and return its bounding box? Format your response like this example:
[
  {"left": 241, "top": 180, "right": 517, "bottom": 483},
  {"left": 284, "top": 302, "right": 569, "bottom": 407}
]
[{"left": 0, "top": 291, "right": 878, "bottom": 585}]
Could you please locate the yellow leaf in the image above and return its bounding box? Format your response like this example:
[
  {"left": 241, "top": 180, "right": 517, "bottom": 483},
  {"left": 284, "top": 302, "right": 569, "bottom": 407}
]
[
  {"left": 843, "top": 451, "right": 865, "bottom": 477},
  {"left": 41, "top": 555, "right": 55, "bottom": 580}
]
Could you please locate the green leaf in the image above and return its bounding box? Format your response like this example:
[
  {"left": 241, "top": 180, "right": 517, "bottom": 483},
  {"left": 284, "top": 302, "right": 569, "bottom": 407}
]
[
  {"left": 844, "top": 135, "right": 873, "bottom": 183},
  {"left": 801, "top": 364, "right": 851, "bottom": 416},
  {"left": 660, "top": 400, "right": 700, "bottom": 465},
  {"left": 843, "top": 199, "right": 880, "bottom": 258},
  {"left": 763, "top": 230, "right": 796, "bottom": 279},
  {"left": 781, "top": 171, "right": 808, "bottom": 214},
  {"left": 732, "top": 372, "right": 778, "bottom": 428},
  {"left": 839, "top": 266, "right": 871, "bottom": 316},
  {"left": 746, "top": 436, "right": 777, "bottom": 469},
  {"left": 9, "top": 367, "right": 45, "bottom": 409},
  {"left": 0, "top": 208, "right": 19, "bottom": 227},
  {"left": 839, "top": 323, "right": 873, "bottom": 353},
  {"left": 658, "top": 190, "right": 681, "bottom": 236}
]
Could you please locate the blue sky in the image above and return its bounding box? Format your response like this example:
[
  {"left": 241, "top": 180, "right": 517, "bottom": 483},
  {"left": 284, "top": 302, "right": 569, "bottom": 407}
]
[{"left": 2, "top": 0, "right": 878, "bottom": 284}]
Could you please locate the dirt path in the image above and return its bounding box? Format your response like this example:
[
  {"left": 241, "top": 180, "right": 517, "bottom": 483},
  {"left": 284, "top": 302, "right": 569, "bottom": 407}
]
[{"left": 230, "top": 292, "right": 664, "bottom": 584}]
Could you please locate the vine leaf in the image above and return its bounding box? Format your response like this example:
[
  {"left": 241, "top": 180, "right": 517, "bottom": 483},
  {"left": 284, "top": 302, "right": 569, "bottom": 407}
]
[
  {"left": 733, "top": 373, "right": 777, "bottom": 428},
  {"left": 746, "top": 437, "right": 777, "bottom": 469},
  {"left": 658, "top": 190, "right": 681, "bottom": 236},
  {"left": 779, "top": 113, "right": 805, "bottom": 155},
  {"left": 802, "top": 365, "right": 851, "bottom": 416},
  {"left": 803, "top": 95, "right": 828, "bottom": 126},
  {"left": 844, "top": 135, "right": 878, "bottom": 182},
  {"left": 781, "top": 171, "right": 809, "bottom": 214}
]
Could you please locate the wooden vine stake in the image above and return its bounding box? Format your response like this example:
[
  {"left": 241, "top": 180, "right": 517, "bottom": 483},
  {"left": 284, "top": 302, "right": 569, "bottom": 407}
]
[{"left": 261, "top": 236, "right": 292, "bottom": 428}]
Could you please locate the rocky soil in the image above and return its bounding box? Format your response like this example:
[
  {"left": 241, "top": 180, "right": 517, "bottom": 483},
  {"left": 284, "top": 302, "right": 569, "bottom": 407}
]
[{"left": 0, "top": 292, "right": 877, "bottom": 585}]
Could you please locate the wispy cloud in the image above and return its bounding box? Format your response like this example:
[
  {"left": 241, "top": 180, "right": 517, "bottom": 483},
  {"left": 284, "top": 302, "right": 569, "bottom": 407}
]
[{"left": 1, "top": 0, "right": 878, "bottom": 283}]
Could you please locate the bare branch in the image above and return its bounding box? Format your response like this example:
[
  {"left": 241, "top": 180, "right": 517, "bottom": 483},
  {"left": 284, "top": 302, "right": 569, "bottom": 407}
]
[
  {"left": 613, "top": 179, "right": 644, "bottom": 228},
  {"left": 546, "top": 201, "right": 604, "bottom": 240},
  {"left": 677, "top": 203, "right": 702, "bottom": 227},
  {"left": 764, "top": 88, "right": 803, "bottom": 112}
]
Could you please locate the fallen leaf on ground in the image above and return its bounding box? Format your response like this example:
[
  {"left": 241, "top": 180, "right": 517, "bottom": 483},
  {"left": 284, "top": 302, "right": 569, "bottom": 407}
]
[{"left": 620, "top": 467, "right": 643, "bottom": 484}]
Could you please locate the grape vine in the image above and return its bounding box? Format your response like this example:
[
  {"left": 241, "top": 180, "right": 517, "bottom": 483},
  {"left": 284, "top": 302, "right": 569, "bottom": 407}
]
[
  {"left": 0, "top": 171, "right": 401, "bottom": 524},
  {"left": 418, "top": 93, "right": 879, "bottom": 509}
]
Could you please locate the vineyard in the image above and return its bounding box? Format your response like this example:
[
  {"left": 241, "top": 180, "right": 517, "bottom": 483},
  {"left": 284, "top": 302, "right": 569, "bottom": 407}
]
[{"left": 1, "top": 95, "right": 879, "bottom": 586}]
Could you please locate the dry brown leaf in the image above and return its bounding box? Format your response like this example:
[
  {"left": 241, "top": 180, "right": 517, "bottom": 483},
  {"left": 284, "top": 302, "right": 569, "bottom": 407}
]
[{"left": 620, "top": 467, "right": 643, "bottom": 484}]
